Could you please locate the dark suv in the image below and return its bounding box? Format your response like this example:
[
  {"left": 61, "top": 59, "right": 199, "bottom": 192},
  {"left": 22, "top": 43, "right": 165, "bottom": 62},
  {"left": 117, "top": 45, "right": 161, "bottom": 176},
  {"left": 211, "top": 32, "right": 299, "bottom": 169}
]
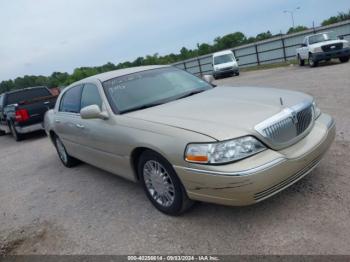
[{"left": 0, "top": 86, "right": 57, "bottom": 141}]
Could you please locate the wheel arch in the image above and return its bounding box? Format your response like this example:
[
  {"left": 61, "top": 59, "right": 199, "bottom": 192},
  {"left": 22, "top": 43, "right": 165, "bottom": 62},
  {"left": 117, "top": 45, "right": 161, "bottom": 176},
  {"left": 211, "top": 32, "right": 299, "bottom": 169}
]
[{"left": 130, "top": 146, "right": 174, "bottom": 181}]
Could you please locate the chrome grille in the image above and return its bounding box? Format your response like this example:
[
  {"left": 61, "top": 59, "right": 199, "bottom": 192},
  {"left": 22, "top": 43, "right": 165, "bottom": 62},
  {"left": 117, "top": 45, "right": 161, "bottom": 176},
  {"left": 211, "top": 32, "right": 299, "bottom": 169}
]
[
  {"left": 255, "top": 101, "right": 314, "bottom": 149},
  {"left": 296, "top": 106, "right": 313, "bottom": 135}
]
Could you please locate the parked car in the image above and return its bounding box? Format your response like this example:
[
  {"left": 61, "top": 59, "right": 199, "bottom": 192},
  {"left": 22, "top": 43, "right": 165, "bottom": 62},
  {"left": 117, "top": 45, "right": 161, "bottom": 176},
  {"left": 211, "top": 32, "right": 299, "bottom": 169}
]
[
  {"left": 0, "top": 86, "right": 57, "bottom": 141},
  {"left": 44, "top": 65, "right": 335, "bottom": 215},
  {"left": 212, "top": 50, "right": 239, "bottom": 79},
  {"left": 296, "top": 31, "right": 350, "bottom": 67}
]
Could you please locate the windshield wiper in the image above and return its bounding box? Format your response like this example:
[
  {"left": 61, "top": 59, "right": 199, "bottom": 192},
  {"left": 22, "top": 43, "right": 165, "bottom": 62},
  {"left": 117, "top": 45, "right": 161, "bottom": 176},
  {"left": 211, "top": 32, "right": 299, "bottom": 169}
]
[
  {"left": 175, "top": 89, "right": 206, "bottom": 100},
  {"left": 122, "top": 101, "right": 165, "bottom": 114}
]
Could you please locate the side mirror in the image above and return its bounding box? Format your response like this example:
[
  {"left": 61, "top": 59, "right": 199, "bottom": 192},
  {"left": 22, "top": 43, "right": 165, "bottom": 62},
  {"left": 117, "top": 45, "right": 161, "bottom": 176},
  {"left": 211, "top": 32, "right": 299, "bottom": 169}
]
[
  {"left": 80, "top": 105, "right": 108, "bottom": 120},
  {"left": 301, "top": 43, "right": 307, "bottom": 47},
  {"left": 202, "top": 74, "right": 214, "bottom": 84},
  {"left": 339, "top": 35, "right": 344, "bottom": 40},
  {"left": 236, "top": 58, "right": 239, "bottom": 62}
]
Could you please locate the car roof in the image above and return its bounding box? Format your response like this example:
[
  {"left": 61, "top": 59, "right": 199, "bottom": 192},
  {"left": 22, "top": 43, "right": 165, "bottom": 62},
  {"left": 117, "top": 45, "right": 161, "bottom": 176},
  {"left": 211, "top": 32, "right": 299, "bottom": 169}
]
[
  {"left": 213, "top": 50, "right": 233, "bottom": 57},
  {"left": 81, "top": 65, "right": 170, "bottom": 83},
  {"left": 307, "top": 31, "right": 332, "bottom": 38},
  {"left": 5, "top": 86, "right": 48, "bottom": 95}
]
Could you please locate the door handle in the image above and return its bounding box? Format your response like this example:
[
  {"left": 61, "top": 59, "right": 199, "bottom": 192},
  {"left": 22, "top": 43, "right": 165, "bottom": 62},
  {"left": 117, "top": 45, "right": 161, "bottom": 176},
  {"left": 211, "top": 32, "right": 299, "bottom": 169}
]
[
  {"left": 44, "top": 101, "right": 50, "bottom": 105},
  {"left": 55, "top": 119, "right": 60, "bottom": 123},
  {"left": 76, "top": 124, "right": 85, "bottom": 129}
]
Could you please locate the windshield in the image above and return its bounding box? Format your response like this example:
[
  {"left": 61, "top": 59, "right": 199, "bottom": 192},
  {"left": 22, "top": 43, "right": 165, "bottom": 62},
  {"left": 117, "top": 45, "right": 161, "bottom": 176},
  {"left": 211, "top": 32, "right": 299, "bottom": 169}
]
[
  {"left": 214, "top": 54, "right": 234, "bottom": 65},
  {"left": 103, "top": 67, "right": 212, "bottom": 114},
  {"left": 309, "top": 32, "right": 338, "bottom": 44}
]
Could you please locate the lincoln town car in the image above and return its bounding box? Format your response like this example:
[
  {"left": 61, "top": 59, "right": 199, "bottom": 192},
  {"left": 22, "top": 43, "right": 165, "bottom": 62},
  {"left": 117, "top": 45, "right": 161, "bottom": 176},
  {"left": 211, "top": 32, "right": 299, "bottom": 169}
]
[{"left": 44, "top": 65, "right": 335, "bottom": 215}]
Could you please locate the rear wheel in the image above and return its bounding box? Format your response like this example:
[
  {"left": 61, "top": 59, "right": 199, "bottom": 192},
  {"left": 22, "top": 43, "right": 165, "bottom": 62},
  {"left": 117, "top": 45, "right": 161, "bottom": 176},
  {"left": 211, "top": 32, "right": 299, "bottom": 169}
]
[
  {"left": 308, "top": 54, "right": 318, "bottom": 67},
  {"left": 138, "top": 150, "right": 194, "bottom": 215},
  {"left": 9, "top": 122, "right": 23, "bottom": 141},
  {"left": 0, "top": 130, "right": 6, "bottom": 136},
  {"left": 339, "top": 56, "right": 349, "bottom": 63},
  {"left": 54, "top": 136, "right": 79, "bottom": 167},
  {"left": 298, "top": 55, "right": 305, "bottom": 66}
]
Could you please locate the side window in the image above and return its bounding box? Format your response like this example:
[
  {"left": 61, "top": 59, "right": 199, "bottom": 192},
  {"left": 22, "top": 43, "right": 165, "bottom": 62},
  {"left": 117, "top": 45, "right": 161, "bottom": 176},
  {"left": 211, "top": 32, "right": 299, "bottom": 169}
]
[
  {"left": 59, "top": 85, "right": 83, "bottom": 113},
  {"left": 0, "top": 95, "right": 3, "bottom": 108},
  {"left": 81, "top": 83, "right": 102, "bottom": 110}
]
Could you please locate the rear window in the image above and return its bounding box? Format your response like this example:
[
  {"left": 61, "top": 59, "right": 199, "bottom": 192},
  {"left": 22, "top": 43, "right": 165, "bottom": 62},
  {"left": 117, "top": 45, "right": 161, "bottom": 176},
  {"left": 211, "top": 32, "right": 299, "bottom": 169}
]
[{"left": 6, "top": 88, "right": 51, "bottom": 105}]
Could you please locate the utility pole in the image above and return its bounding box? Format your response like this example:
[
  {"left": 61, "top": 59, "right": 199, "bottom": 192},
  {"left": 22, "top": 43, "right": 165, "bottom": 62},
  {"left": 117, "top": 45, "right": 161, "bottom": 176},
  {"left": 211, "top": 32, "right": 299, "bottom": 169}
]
[{"left": 283, "top": 6, "right": 301, "bottom": 28}]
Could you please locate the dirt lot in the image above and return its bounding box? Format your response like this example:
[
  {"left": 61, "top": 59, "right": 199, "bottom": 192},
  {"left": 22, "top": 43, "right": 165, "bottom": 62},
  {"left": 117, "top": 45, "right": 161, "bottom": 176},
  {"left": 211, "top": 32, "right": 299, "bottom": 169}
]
[{"left": 1, "top": 61, "right": 350, "bottom": 255}]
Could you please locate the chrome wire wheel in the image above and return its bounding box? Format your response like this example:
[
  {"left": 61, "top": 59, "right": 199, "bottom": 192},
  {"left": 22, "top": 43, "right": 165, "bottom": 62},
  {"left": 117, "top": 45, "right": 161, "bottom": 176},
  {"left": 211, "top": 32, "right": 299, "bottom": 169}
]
[
  {"left": 56, "top": 138, "right": 68, "bottom": 164},
  {"left": 143, "top": 160, "right": 175, "bottom": 207}
]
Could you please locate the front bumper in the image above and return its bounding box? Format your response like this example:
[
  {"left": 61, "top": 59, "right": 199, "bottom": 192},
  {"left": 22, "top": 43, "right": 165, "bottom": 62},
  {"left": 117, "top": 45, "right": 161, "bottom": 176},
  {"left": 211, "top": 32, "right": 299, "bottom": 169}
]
[
  {"left": 15, "top": 123, "right": 44, "bottom": 134},
  {"left": 313, "top": 47, "right": 350, "bottom": 61},
  {"left": 174, "top": 113, "right": 335, "bottom": 206},
  {"left": 213, "top": 67, "right": 239, "bottom": 77}
]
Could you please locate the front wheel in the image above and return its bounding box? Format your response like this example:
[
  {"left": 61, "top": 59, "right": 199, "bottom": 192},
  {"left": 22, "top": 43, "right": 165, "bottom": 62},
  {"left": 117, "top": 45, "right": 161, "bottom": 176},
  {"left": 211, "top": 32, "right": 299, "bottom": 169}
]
[
  {"left": 138, "top": 150, "right": 194, "bottom": 215},
  {"left": 298, "top": 55, "right": 305, "bottom": 66},
  {"left": 308, "top": 54, "right": 318, "bottom": 67},
  {"left": 339, "top": 56, "right": 349, "bottom": 63}
]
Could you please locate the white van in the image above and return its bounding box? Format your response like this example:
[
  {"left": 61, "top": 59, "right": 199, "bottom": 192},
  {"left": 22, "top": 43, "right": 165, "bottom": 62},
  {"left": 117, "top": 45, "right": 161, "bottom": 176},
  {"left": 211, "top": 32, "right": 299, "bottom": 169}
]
[{"left": 212, "top": 50, "right": 239, "bottom": 79}]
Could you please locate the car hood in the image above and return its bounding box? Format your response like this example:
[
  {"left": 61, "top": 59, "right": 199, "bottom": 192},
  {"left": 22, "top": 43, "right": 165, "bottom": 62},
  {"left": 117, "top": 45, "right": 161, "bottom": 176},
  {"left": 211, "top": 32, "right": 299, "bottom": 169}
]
[
  {"left": 125, "top": 86, "right": 313, "bottom": 141},
  {"left": 311, "top": 39, "right": 348, "bottom": 48},
  {"left": 214, "top": 61, "right": 236, "bottom": 70}
]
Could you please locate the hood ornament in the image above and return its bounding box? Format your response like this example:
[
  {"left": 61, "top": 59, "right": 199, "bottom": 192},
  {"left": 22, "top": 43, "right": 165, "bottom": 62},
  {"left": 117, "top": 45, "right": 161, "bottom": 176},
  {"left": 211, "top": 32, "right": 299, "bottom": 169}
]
[{"left": 280, "top": 97, "right": 284, "bottom": 107}]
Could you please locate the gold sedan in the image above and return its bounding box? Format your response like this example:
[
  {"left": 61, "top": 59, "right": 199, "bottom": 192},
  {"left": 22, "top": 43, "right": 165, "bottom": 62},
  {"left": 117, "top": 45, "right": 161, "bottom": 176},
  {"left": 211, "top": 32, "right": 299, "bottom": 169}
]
[{"left": 44, "top": 65, "right": 335, "bottom": 215}]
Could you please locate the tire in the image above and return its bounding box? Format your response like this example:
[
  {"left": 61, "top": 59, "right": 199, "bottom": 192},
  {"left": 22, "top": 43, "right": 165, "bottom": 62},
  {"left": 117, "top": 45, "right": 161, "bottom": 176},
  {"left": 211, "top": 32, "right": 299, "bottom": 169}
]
[
  {"left": 298, "top": 55, "right": 305, "bottom": 66},
  {"left": 9, "top": 122, "right": 23, "bottom": 141},
  {"left": 138, "top": 150, "right": 194, "bottom": 216},
  {"left": 339, "top": 56, "right": 349, "bottom": 63},
  {"left": 235, "top": 71, "right": 240, "bottom": 76},
  {"left": 308, "top": 54, "right": 318, "bottom": 67},
  {"left": 0, "top": 130, "right": 6, "bottom": 136},
  {"left": 54, "top": 136, "right": 79, "bottom": 167}
]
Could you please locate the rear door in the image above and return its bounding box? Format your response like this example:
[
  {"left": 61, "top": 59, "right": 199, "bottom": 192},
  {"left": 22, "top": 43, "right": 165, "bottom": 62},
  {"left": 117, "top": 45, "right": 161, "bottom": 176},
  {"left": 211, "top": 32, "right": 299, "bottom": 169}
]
[
  {"left": 55, "top": 85, "right": 83, "bottom": 156},
  {"left": 0, "top": 94, "right": 6, "bottom": 127}
]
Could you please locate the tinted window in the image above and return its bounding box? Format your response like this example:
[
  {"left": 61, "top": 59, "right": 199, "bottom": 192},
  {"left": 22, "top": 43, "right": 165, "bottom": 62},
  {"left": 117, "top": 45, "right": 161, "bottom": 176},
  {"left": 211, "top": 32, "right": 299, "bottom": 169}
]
[
  {"left": 0, "top": 95, "right": 3, "bottom": 107},
  {"left": 81, "top": 83, "right": 102, "bottom": 110},
  {"left": 59, "top": 85, "right": 83, "bottom": 113},
  {"left": 6, "top": 88, "right": 51, "bottom": 105}
]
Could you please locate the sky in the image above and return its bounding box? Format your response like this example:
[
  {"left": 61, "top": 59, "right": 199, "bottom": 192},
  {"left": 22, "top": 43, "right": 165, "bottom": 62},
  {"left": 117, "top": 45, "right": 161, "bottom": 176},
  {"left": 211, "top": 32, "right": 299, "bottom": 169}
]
[{"left": 0, "top": 0, "right": 349, "bottom": 81}]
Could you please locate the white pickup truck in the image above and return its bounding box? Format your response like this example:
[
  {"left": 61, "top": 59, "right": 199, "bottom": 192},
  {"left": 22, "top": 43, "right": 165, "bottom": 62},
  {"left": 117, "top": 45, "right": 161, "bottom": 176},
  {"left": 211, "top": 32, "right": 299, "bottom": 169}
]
[{"left": 296, "top": 32, "right": 350, "bottom": 67}]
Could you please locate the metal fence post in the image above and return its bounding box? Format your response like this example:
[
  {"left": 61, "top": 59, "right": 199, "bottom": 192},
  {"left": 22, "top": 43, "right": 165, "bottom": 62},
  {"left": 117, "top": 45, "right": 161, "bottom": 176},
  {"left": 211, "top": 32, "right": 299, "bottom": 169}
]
[
  {"left": 183, "top": 62, "right": 187, "bottom": 71},
  {"left": 197, "top": 58, "right": 203, "bottom": 76},
  {"left": 281, "top": 37, "right": 287, "bottom": 62},
  {"left": 255, "top": 44, "right": 260, "bottom": 65}
]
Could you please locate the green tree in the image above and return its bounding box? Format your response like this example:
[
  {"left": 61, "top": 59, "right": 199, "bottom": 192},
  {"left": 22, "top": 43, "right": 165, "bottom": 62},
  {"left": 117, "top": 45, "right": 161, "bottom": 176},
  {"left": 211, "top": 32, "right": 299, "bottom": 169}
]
[
  {"left": 255, "top": 31, "right": 273, "bottom": 41},
  {"left": 287, "top": 25, "right": 308, "bottom": 34},
  {"left": 321, "top": 10, "right": 350, "bottom": 26}
]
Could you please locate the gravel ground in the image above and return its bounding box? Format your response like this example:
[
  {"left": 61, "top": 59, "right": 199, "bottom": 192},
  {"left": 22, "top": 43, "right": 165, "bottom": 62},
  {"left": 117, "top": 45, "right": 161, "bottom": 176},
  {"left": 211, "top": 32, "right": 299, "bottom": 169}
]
[{"left": 0, "top": 61, "right": 350, "bottom": 255}]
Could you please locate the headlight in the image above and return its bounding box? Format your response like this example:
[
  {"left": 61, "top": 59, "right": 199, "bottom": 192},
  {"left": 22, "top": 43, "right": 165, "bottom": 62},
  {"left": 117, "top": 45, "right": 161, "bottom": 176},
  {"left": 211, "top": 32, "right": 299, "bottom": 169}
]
[
  {"left": 312, "top": 100, "right": 321, "bottom": 119},
  {"left": 313, "top": 47, "right": 322, "bottom": 53},
  {"left": 185, "top": 136, "right": 266, "bottom": 164}
]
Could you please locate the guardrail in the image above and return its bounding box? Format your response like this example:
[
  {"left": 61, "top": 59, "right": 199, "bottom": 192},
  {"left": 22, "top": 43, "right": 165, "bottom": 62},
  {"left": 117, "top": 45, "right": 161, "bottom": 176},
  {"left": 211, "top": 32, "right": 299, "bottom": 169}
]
[{"left": 173, "top": 20, "right": 350, "bottom": 76}]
